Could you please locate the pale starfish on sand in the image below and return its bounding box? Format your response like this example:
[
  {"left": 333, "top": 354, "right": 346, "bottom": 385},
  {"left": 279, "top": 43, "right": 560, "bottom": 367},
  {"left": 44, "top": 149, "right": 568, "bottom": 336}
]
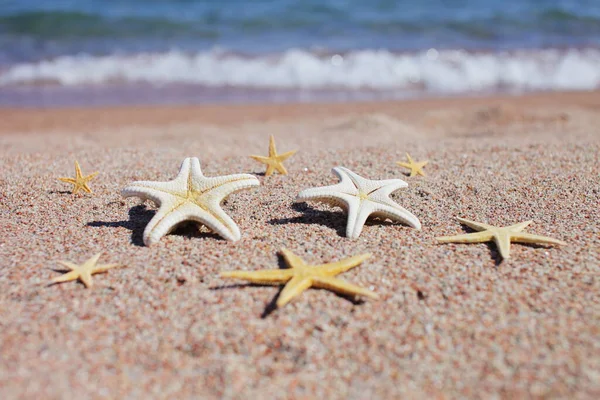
[
  {"left": 437, "top": 217, "right": 567, "bottom": 260},
  {"left": 58, "top": 160, "right": 99, "bottom": 194},
  {"left": 397, "top": 153, "right": 428, "bottom": 177},
  {"left": 250, "top": 135, "right": 297, "bottom": 176},
  {"left": 297, "top": 167, "right": 421, "bottom": 239},
  {"left": 221, "top": 248, "right": 378, "bottom": 308},
  {"left": 122, "top": 157, "right": 260, "bottom": 246},
  {"left": 51, "top": 252, "right": 124, "bottom": 288}
]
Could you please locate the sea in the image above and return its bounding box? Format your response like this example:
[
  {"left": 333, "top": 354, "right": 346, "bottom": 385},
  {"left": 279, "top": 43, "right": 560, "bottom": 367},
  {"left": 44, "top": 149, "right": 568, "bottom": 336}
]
[{"left": 1, "top": 0, "right": 600, "bottom": 107}]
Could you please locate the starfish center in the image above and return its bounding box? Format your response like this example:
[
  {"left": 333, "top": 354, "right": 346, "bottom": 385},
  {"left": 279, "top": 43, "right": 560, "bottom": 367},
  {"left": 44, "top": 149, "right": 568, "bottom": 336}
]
[{"left": 358, "top": 192, "right": 369, "bottom": 200}]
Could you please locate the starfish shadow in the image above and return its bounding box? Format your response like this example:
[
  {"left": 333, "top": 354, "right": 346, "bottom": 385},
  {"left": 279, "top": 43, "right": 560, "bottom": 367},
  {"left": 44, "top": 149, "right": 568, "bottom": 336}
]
[
  {"left": 87, "top": 204, "right": 222, "bottom": 247},
  {"left": 252, "top": 171, "right": 267, "bottom": 177},
  {"left": 48, "top": 190, "right": 74, "bottom": 195},
  {"left": 270, "top": 203, "right": 400, "bottom": 237},
  {"left": 269, "top": 203, "right": 348, "bottom": 237}
]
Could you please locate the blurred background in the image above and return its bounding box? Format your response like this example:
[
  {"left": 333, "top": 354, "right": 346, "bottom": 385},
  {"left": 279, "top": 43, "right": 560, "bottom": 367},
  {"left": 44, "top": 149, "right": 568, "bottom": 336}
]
[{"left": 1, "top": 0, "right": 599, "bottom": 107}]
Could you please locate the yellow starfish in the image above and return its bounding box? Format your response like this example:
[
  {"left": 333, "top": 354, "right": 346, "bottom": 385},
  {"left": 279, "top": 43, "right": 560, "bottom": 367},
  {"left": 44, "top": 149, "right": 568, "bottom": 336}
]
[
  {"left": 396, "top": 153, "right": 428, "bottom": 177},
  {"left": 436, "top": 217, "right": 567, "bottom": 260},
  {"left": 58, "top": 160, "right": 99, "bottom": 194},
  {"left": 250, "top": 135, "right": 297, "bottom": 176},
  {"left": 51, "top": 253, "right": 124, "bottom": 288},
  {"left": 220, "top": 248, "right": 378, "bottom": 308}
]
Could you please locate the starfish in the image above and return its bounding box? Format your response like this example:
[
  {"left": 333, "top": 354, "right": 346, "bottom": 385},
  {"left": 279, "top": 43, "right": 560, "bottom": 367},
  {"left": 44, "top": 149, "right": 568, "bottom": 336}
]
[
  {"left": 51, "top": 252, "right": 124, "bottom": 288},
  {"left": 397, "top": 153, "right": 428, "bottom": 177},
  {"left": 122, "top": 157, "right": 259, "bottom": 246},
  {"left": 250, "top": 135, "right": 297, "bottom": 176},
  {"left": 296, "top": 167, "right": 421, "bottom": 239},
  {"left": 220, "top": 248, "right": 378, "bottom": 308},
  {"left": 436, "top": 217, "right": 567, "bottom": 260},
  {"left": 58, "top": 160, "right": 99, "bottom": 194}
]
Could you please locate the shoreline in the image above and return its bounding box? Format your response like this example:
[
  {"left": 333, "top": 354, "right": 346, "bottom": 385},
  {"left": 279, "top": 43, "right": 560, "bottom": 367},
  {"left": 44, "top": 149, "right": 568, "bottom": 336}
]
[{"left": 2, "top": 90, "right": 600, "bottom": 135}]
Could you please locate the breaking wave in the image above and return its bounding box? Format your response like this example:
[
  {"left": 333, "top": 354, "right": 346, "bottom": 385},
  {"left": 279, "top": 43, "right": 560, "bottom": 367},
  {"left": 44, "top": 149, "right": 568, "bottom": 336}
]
[{"left": 2, "top": 47, "right": 600, "bottom": 94}]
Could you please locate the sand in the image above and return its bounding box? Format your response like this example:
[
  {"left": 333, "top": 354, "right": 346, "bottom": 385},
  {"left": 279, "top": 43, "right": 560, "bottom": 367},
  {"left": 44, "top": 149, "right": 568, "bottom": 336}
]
[{"left": 0, "top": 92, "right": 599, "bottom": 399}]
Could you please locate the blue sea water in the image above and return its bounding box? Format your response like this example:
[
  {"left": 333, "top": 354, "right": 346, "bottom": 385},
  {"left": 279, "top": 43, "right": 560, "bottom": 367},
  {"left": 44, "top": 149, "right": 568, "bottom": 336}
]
[{"left": 1, "top": 0, "right": 600, "bottom": 105}]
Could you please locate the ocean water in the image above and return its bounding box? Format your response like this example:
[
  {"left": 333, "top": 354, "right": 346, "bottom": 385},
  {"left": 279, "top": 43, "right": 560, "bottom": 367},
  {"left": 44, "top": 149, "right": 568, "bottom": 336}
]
[{"left": 1, "top": 0, "right": 600, "bottom": 106}]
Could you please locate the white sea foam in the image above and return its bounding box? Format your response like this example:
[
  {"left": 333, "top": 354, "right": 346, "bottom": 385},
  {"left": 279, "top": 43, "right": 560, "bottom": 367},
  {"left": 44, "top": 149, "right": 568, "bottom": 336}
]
[{"left": 1, "top": 48, "right": 600, "bottom": 93}]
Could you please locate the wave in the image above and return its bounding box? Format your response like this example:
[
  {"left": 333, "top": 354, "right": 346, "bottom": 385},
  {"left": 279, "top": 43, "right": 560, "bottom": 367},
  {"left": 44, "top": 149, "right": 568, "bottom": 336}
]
[
  {"left": 1, "top": 48, "right": 600, "bottom": 93},
  {"left": 3, "top": 7, "right": 600, "bottom": 39}
]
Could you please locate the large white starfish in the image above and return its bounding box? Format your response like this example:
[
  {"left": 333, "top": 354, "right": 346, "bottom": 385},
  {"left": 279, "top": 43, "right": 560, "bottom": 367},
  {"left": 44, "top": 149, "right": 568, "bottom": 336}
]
[
  {"left": 122, "top": 157, "right": 260, "bottom": 246},
  {"left": 297, "top": 167, "right": 421, "bottom": 239}
]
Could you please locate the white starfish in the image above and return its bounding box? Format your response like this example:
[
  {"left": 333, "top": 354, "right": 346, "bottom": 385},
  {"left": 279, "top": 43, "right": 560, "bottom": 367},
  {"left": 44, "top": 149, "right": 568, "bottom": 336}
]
[
  {"left": 122, "top": 157, "right": 259, "bottom": 246},
  {"left": 297, "top": 167, "right": 421, "bottom": 239}
]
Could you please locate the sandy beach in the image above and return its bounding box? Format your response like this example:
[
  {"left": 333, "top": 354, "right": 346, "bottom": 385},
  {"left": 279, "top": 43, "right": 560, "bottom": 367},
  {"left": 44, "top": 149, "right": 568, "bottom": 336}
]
[{"left": 0, "top": 92, "right": 598, "bottom": 398}]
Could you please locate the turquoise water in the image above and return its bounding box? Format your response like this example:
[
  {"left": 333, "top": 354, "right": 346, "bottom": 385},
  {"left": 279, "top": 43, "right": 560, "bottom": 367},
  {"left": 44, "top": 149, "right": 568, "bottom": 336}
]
[{"left": 1, "top": 0, "right": 600, "bottom": 105}]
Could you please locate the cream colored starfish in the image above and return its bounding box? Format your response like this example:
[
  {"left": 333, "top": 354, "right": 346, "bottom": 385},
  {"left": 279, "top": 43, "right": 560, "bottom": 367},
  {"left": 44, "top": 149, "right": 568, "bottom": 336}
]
[
  {"left": 397, "top": 153, "right": 428, "bottom": 177},
  {"left": 297, "top": 167, "right": 421, "bottom": 239},
  {"left": 221, "top": 248, "right": 378, "bottom": 308},
  {"left": 51, "top": 252, "right": 124, "bottom": 288},
  {"left": 58, "top": 160, "right": 99, "bottom": 194},
  {"left": 437, "top": 217, "right": 567, "bottom": 260},
  {"left": 122, "top": 157, "right": 259, "bottom": 246},
  {"left": 250, "top": 135, "right": 297, "bottom": 176}
]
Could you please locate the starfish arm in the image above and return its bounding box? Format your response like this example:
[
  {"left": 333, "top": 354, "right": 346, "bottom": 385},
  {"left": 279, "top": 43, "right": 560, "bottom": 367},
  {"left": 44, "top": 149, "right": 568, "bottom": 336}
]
[
  {"left": 84, "top": 252, "right": 103, "bottom": 267},
  {"left": 84, "top": 172, "right": 99, "bottom": 181},
  {"left": 493, "top": 232, "right": 512, "bottom": 260},
  {"left": 337, "top": 166, "right": 401, "bottom": 193},
  {"left": 52, "top": 270, "right": 80, "bottom": 284},
  {"left": 198, "top": 174, "right": 260, "bottom": 194},
  {"left": 456, "top": 217, "right": 495, "bottom": 232},
  {"left": 320, "top": 253, "right": 371, "bottom": 275},
  {"left": 296, "top": 186, "right": 358, "bottom": 212},
  {"left": 367, "top": 199, "right": 422, "bottom": 230},
  {"left": 396, "top": 161, "right": 412, "bottom": 169},
  {"left": 436, "top": 231, "right": 494, "bottom": 243},
  {"left": 250, "top": 155, "right": 270, "bottom": 164},
  {"left": 121, "top": 181, "right": 182, "bottom": 205},
  {"left": 371, "top": 180, "right": 409, "bottom": 197},
  {"left": 507, "top": 220, "right": 534, "bottom": 232},
  {"left": 273, "top": 162, "right": 288, "bottom": 175},
  {"left": 280, "top": 248, "right": 306, "bottom": 268},
  {"left": 511, "top": 232, "right": 567, "bottom": 246},
  {"left": 347, "top": 201, "right": 373, "bottom": 239},
  {"left": 122, "top": 158, "right": 193, "bottom": 202},
  {"left": 265, "top": 164, "right": 275, "bottom": 176},
  {"left": 277, "top": 276, "right": 312, "bottom": 307},
  {"left": 221, "top": 268, "right": 293, "bottom": 284},
  {"left": 81, "top": 183, "right": 93, "bottom": 194},
  {"left": 58, "top": 177, "right": 77, "bottom": 184},
  {"left": 268, "top": 135, "right": 277, "bottom": 156},
  {"left": 141, "top": 198, "right": 188, "bottom": 245},
  {"left": 406, "top": 153, "right": 414, "bottom": 163},
  {"left": 276, "top": 150, "right": 297, "bottom": 162},
  {"left": 58, "top": 261, "right": 80, "bottom": 271},
  {"left": 92, "top": 263, "right": 122, "bottom": 274},
  {"left": 74, "top": 160, "right": 83, "bottom": 178},
  {"left": 79, "top": 271, "right": 94, "bottom": 288},
  {"left": 188, "top": 202, "right": 244, "bottom": 241},
  {"left": 312, "top": 276, "right": 379, "bottom": 300}
]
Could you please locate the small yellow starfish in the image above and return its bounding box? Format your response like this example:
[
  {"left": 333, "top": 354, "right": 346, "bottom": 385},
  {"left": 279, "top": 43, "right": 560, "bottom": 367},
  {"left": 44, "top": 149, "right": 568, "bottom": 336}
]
[
  {"left": 51, "top": 253, "right": 124, "bottom": 288},
  {"left": 437, "top": 217, "right": 566, "bottom": 260},
  {"left": 220, "top": 248, "right": 378, "bottom": 308},
  {"left": 250, "top": 135, "right": 297, "bottom": 176},
  {"left": 58, "top": 160, "right": 99, "bottom": 194},
  {"left": 397, "top": 153, "right": 428, "bottom": 177}
]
